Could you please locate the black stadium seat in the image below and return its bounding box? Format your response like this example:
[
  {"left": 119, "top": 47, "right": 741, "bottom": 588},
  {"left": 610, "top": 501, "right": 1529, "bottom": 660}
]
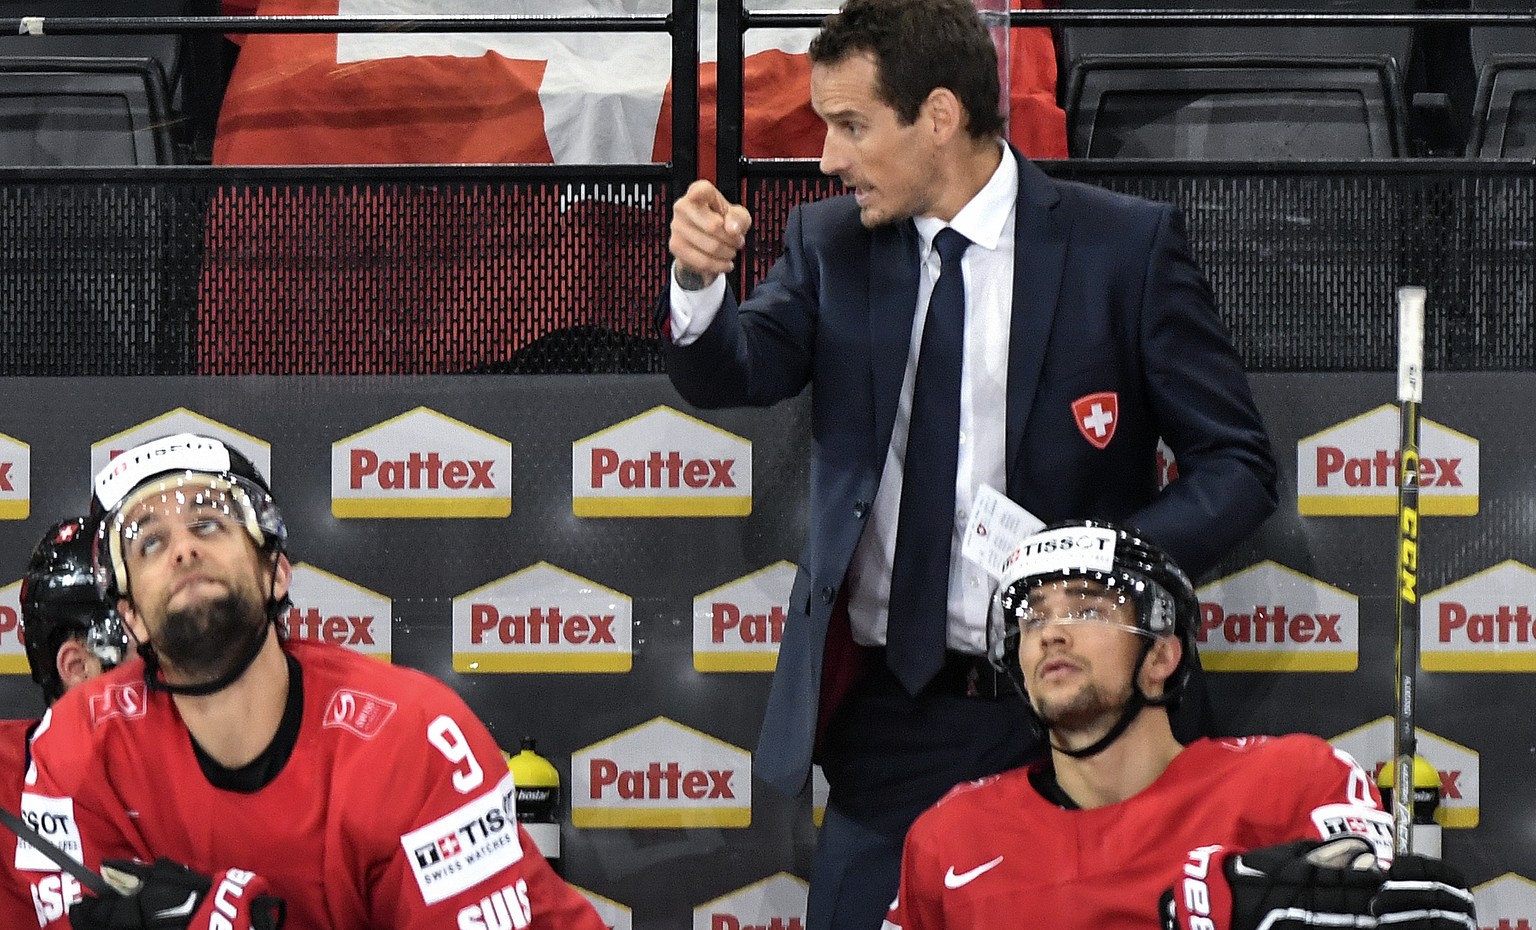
[
  {"left": 1065, "top": 54, "right": 1411, "bottom": 159},
  {"left": 1467, "top": 55, "right": 1536, "bottom": 157},
  {"left": 0, "top": 0, "right": 221, "bottom": 164},
  {"left": 0, "top": 56, "right": 173, "bottom": 165},
  {"left": 1469, "top": 0, "right": 1536, "bottom": 74},
  {"left": 1056, "top": 0, "right": 1416, "bottom": 159},
  {"left": 1056, "top": 0, "right": 1417, "bottom": 74}
]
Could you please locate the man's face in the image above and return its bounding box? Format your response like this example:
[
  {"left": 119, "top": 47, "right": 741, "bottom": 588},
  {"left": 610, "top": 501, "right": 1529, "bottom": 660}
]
[
  {"left": 812, "top": 52, "right": 940, "bottom": 228},
  {"left": 1017, "top": 577, "right": 1148, "bottom": 733},
  {"left": 114, "top": 480, "right": 279, "bottom": 683}
]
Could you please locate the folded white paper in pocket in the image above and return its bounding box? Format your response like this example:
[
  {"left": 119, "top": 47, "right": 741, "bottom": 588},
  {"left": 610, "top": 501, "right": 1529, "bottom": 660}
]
[{"left": 961, "top": 484, "right": 1045, "bottom": 581}]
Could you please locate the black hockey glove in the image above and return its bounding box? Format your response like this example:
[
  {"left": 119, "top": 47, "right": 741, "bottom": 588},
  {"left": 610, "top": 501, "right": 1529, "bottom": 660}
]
[
  {"left": 69, "top": 858, "right": 286, "bottom": 930},
  {"left": 1370, "top": 852, "right": 1478, "bottom": 930},
  {"left": 1160, "top": 837, "right": 1476, "bottom": 930}
]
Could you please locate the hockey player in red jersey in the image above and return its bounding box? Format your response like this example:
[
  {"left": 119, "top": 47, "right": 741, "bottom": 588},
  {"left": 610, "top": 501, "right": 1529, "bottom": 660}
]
[
  {"left": 882, "top": 520, "right": 1473, "bottom": 930},
  {"left": 22, "top": 433, "right": 606, "bottom": 930},
  {"left": 0, "top": 517, "right": 129, "bottom": 927}
]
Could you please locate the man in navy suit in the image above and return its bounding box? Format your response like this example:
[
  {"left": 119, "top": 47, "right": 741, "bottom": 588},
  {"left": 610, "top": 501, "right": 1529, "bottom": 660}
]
[{"left": 662, "top": 0, "right": 1276, "bottom": 926}]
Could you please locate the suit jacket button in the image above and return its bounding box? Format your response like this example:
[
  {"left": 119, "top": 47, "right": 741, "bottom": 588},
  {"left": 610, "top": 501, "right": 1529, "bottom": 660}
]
[
  {"left": 853, "top": 500, "right": 869, "bottom": 519},
  {"left": 820, "top": 585, "right": 836, "bottom": 604}
]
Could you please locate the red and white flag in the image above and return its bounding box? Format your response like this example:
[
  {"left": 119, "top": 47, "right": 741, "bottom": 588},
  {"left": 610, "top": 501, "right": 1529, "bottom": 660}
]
[{"left": 215, "top": 0, "right": 1065, "bottom": 168}]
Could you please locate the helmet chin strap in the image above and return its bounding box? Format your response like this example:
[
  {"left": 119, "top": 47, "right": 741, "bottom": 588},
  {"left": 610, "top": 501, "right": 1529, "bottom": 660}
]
[
  {"left": 142, "top": 553, "right": 284, "bottom": 698},
  {"left": 1048, "top": 638, "right": 1166, "bottom": 761}
]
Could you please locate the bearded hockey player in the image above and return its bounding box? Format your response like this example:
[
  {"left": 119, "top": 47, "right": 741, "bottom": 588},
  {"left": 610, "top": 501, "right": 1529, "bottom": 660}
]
[{"left": 22, "top": 433, "right": 605, "bottom": 930}]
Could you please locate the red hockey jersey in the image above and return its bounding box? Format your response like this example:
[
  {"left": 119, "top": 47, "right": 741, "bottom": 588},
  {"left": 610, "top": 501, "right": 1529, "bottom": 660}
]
[
  {"left": 884, "top": 735, "right": 1394, "bottom": 930},
  {"left": 0, "top": 718, "right": 40, "bottom": 928},
  {"left": 21, "top": 643, "right": 605, "bottom": 930}
]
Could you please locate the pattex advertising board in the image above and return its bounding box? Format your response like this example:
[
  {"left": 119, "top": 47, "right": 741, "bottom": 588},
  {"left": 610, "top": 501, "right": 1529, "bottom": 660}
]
[{"left": 0, "top": 373, "right": 1529, "bottom": 928}]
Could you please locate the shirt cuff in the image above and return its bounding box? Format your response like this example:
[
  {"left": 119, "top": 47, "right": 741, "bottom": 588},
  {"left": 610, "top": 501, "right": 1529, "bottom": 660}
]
[{"left": 668, "top": 262, "right": 727, "bottom": 347}]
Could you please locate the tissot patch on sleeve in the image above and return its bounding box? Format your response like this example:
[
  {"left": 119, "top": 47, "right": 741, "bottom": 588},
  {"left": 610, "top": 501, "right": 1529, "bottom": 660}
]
[
  {"left": 1311, "top": 803, "right": 1395, "bottom": 865},
  {"left": 15, "top": 793, "right": 83, "bottom": 873},
  {"left": 400, "top": 773, "right": 522, "bottom": 904}
]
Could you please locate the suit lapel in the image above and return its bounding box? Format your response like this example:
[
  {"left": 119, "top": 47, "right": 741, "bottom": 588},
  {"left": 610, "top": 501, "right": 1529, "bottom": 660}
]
[
  {"left": 870, "top": 220, "right": 921, "bottom": 457},
  {"left": 1005, "top": 154, "right": 1071, "bottom": 486}
]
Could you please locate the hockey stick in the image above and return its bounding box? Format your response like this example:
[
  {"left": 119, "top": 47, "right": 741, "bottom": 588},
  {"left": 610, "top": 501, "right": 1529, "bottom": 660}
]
[
  {"left": 0, "top": 801, "right": 111, "bottom": 896},
  {"left": 1391, "top": 285, "right": 1426, "bottom": 859}
]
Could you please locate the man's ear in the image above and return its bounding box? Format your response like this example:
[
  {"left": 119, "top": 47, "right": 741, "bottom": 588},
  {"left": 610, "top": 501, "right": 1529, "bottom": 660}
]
[
  {"left": 1141, "top": 634, "right": 1184, "bottom": 698},
  {"left": 118, "top": 597, "right": 149, "bottom": 646},
  {"left": 921, "top": 86, "right": 965, "bottom": 144},
  {"left": 55, "top": 639, "right": 95, "bottom": 691},
  {"left": 271, "top": 553, "right": 292, "bottom": 602}
]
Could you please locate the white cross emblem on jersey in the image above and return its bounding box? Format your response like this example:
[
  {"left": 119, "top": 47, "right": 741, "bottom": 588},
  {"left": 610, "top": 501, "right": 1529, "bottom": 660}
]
[{"left": 1071, "top": 392, "right": 1120, "bottom": 450}]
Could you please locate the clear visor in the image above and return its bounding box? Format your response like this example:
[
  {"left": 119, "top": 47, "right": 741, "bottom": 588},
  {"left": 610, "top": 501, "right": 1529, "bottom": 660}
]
[
  {"left": 1017, "top": 581, "right": 1152, "bottom": 639},
  {"left": 106, "top": 474, "right": 264, "bottom": 594},
  {"left": 996, "top": 573, "right": 1156, "bottom": 643}
]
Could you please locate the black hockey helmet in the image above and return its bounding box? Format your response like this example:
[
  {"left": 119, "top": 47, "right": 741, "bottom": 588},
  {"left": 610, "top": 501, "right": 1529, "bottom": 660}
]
[
  {"left": 996, "top": 520, "right": 1198, "bottom": 699},
  {"left": 91, "top": 432, "right": 287, "bottom": 605},
  {"left": 990, "top": 520, "right": 1199, "bottom": 758},
  {"left": 20, "top": 516, "right": 129, "bottom": 703}
]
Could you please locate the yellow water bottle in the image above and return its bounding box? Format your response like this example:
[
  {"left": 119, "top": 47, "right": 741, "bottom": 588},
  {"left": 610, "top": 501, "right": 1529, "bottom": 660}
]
[{"left": 507, "top": 737, "right": 562, "bottom": 873}]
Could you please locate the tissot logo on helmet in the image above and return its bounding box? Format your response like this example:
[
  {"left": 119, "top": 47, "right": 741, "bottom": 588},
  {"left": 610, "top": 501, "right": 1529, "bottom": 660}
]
[{"left": 94, "top": 434, "right": 233, "bottom": 513}]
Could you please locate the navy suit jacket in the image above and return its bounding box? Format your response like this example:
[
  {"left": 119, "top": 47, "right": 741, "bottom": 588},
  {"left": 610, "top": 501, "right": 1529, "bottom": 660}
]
[{"left": 664, "top": 151, "right": 1277, "bottom": 797}]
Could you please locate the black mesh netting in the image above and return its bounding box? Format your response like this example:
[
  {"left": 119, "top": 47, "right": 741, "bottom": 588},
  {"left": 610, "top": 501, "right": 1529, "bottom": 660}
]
[
  {"left": 0, "top": 162, "right": 1531, "bottom": 375},
  {"left": 745, "top": 161, "right": 1536, "bottom": 373}
]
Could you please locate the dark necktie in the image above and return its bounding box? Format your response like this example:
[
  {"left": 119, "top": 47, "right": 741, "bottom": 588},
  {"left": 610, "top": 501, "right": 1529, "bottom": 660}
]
[{"left": 886, "top": 227, "right": 970, "bottom": 695}]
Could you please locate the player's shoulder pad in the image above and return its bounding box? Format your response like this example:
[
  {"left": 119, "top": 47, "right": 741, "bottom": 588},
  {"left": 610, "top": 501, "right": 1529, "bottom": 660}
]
[
  {"left": 1260, "top": 732, "right": 1348, "bottom": 769},
  {"left": 25, "top": 671, "right": 145, "bottom": 797},
  {"left": 926, "top": 765, "right": 1031, "bottom": 821},
  {"left": 1193, "top": 735, "right": 1347, "bottom": 782},
  {"left": 909, "top": 768, "right": 1031, "bottom": 855},
  {"left": 57, "top": 660, "right": 153, "bottom": 734},
  {"left": 298, "top": 641, "right": 473, "bottom": 738},
  {"left": 1207, "top": 733, "right": 1333, "bottom": 760}
]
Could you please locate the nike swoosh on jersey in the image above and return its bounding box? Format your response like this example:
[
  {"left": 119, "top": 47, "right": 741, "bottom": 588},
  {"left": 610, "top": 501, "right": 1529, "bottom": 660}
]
[
  {"left": 944, "top": 855, "right": 1004, "bottom": 889},
  {"left": 154, "top": 891, "right": 199, "bottom": 920}
]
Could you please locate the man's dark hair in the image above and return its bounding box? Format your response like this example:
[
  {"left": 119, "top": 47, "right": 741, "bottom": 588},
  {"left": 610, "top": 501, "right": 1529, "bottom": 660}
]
[{"left": 809, "top": 0, "right": 1005, "bottom": 139}]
